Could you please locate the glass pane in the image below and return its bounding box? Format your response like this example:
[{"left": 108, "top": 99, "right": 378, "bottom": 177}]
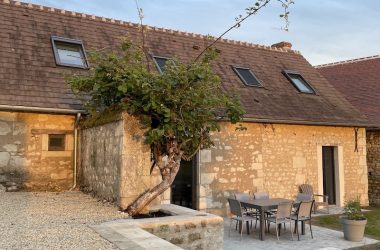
[
  {"left": 154, "top": 57, "right": 168, "bottom": 73},
  {"left": 56, "top": 43, "right": 85, "bottom": 67},
  {"left": 289, "top": 74, "right": 313, "bottom": 93},
  {"left": 235, "top": 68, "right": 261, "bottom": 86},
  {"left": 48, "top": 134, "right": 65, "bottom": 151}
]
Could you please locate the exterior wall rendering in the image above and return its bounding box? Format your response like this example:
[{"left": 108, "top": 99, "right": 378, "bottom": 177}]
[
  {"left": 367, "top": 131, "right": 380, "bottom": 205},
  {"left": 0, "top": 111, "right": 74, "bottom": 191},
  {"left": 199, "top": 122, "right": 368, "bottom": 216}
]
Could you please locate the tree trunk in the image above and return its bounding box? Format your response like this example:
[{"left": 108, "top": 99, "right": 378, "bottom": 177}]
[{"left": 125, "top": 140, "right": 183, "bottom": 216}]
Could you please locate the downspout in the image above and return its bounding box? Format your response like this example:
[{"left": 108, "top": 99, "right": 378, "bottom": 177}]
[{"left": 70, "top": 113, "right": 82, "bottom": 190}]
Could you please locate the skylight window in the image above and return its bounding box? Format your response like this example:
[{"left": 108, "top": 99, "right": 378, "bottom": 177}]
[
  {"left": 283, "top": 70, "right": 315, "bottom": 94},
  {"left": 153, "top": 56, "right": 171, "bottom": 73},
  {"left": 51, "top": 36, "right": 88, "bottom": 68},
  {"left": 232, "top": 67, "right": 262, "bottom": 87}
]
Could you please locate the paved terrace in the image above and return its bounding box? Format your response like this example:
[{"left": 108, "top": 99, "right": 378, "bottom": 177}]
[{"left": 224, "top": 207, "right": 378, "bottom": 250}]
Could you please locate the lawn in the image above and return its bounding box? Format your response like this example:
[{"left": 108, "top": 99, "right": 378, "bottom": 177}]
[{"left": 312, "top": 207, "right": 380, "bottom": 250}]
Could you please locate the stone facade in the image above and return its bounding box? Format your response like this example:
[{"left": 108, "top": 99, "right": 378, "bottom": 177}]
[
  {"left": 367, "top": 131, "right": 380, "bottom": 205},
  {"left": 0, "top": 111, "right": 75, "bottom": 191},
  {"left": 199, "top": 123, "right": 369, "bottom": 215},
  {"left": 78, "top": 115, "right": 369, "bottom": 215},
  {"left": 79, "top": 113, "right": 170, "bottom": 210}
]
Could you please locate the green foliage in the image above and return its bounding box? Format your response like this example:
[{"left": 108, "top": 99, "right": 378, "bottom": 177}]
[
  {"left": 344, "top": 199, "right": 367, "bottom": 220},
  {"left": 68, "top": 38, "right": 245, "bottom": 159}
]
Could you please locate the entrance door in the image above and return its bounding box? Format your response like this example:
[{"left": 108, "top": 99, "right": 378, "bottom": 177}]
[
  {"left": 322, "top": 146, "right": 336, "bottom": 205},
  {"left": 171, "top": 156, "right": 197, "bottom": 209}
]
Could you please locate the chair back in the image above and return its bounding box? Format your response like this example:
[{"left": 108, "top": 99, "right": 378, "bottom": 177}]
[
  {"left": 276, "top": 202, "right": 293, "bottom": 220},
  {"left": 254, "top": 191, "right": 269, "bottom": 200},
  {"left": 299, "top": 184, "right": 314, "bottom": 195},
  {"left": 228, "top": 198, "right": 243, "bottom": 217},
  {"left": 296, "top": 193, "right": 313, "bottom": 202},
  {"left": 234, "top": 192, "right": 252, "bottom": 202},
  {"left": 297, "top": 200, "right": 314, "bottom": 218}
]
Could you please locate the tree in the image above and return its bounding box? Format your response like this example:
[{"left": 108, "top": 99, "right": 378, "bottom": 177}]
[{"left": 69, "top": 0, "right": 294, "bottom": 216}]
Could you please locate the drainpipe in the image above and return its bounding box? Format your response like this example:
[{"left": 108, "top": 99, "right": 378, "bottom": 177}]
[{"left": 70, "top": 113, "right": 82, "bottom": 190}]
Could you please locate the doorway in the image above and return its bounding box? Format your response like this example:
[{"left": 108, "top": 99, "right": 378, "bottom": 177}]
[
  {"left": 322, "top": 146, "right": 336, "bottom": 205},
  {"left": 171, "top": 156, "right": 198, "bottom": 209}
]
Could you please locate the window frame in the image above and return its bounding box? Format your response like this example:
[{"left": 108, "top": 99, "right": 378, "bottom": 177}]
[
  {"left": 48, "top": 134, "right": 66, "bottom": 151},
  {"left": 282, "top": 70, "right": 316, "bottom": 94},
  {"left": 51, "top": 36, "right": 88, "bottom": 69},
  {"left": 232, "top": 66, "right": 263, "bottom": 87},
  {"left": 152, "top": 55, "right": 172, "bottom": 74}
]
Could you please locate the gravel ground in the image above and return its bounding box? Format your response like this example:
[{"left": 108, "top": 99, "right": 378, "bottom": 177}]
[{"left": 0, "top": 191, "right": 129, "bottom": 250}]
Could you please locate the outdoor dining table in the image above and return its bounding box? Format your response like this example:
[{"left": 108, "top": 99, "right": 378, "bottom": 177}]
[{"left": 240, "top": 198, "right": 294, "bottom": 241}]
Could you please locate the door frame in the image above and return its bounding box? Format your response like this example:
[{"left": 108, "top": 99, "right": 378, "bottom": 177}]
[{"left": 317, "top": 145, "right": 345, "bottom": 207}]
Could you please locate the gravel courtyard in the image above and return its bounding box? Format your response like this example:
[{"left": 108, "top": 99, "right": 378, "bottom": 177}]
[{"left": 0, "top": 191, "right": 129, "bottom": 250}]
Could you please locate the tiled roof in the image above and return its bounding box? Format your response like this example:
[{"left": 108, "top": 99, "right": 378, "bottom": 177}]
[
  {"left": 0, "top": 0, "right": 372, "bottom": 126},
  {"left": 317, "top": 56, "right": 380, "bottom": 127}
]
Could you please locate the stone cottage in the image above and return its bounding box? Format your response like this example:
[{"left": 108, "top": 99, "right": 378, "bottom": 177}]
[
  {"left": 0, "top": 0, "right": 373, "bottom": 215},
  {"left": 317, "top": 56, "right": 380, "bottom": 206}
]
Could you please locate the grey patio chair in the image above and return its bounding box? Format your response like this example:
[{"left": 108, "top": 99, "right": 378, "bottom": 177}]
[
  {"left": 253, "top": 191, "right": 270, "bottom": 200},
  {"left": 299, "top": 184, "right": 329, "bottom": 214},
  {"left": 295, "top": 193, "right": 313, "bottom": 202},
  {"left": 265, "top": 201, "right": 294, "bottom": 241},
  {"left": 234, "top": 192, "right": 259, "bottom": 229},
  {"left": 290, "top": 200, "right": 314, "bottom": 241},
  {"left": 227, "top": 198, "right": 256, "bottom": 240}
]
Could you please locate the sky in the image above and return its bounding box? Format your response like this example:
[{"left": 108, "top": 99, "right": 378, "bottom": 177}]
[{"left": 21, "top": 0, "right": 380, "bottom": 65}]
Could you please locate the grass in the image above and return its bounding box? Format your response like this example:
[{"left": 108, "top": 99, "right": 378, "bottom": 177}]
[{"left": 312, "top": 207, "right": 380, "bottom": 250}]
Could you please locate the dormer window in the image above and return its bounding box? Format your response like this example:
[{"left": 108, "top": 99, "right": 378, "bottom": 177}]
[
  {"left": 283, "top": 70, "right": 315, "bottom": 94},
  {"left": 51, "top": 36, "right": 88, "bottom": 68},
  {"left": 153, "top": 56, "right": 172, "bottom": 73},
  {"left": 232, "top": 67, "right": 262, "bottom": 87}
]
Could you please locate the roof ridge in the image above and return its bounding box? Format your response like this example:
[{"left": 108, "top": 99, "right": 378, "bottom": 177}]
[
  {"left": 315, "top": 55, "right": 380, "bottom": 68},
  {"left": 2, "top": 0, "right": 301, "bottom": 55}
]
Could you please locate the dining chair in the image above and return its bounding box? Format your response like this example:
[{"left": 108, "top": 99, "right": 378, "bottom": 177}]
[
  {"left": 253, "top": 191, "right": 270, "bottom": 200},
  {"left": 265, "top": 201, "right": 294, "bottom": 240},
  {"left": 234, "top": 192, "right": 259, "bottom": 229},
  {"left": 299, "top": 184, "right": 329, "bottom": 214},
  {"left": 227, "top": 198, "right": 256, "bottom": 240},
  {"left": 290, "top": 200, "right": 314, "bottom": 240}
]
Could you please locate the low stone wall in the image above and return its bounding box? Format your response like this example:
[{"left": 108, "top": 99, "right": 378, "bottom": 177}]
[
  {"left": 79, "top": 120, "right": 123, "bottom": 202},
  {"left": 92, "top": 204, "right": 224, "bottom": 250},
  {"left": 367, "top": 130, "right": 380, "bottom": 205},
  {"left": 0, "top": 111, "right": 74, "bottom": 191}
]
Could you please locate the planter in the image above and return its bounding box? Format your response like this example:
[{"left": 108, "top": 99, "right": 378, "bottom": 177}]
[{"left": 340, "top": 216, "right": 367, "bottom": 242}]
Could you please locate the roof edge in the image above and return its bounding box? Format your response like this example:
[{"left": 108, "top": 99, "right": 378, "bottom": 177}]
[
  {"left": 1, "top": 0, "right": 302, "bottom": 55},
  {"left": 0, "top": 104, "right": 86, "bottom": 114},
  {"left": 239, "top": 117, "right": 375, "bottom": 128},
  {"left": 315, "top": 55, "right": 380, "bottom": 68}
]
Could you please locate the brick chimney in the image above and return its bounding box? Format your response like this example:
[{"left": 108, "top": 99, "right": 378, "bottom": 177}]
[{"left": 271, "top": 41, "right": 292, "bottom": 50}]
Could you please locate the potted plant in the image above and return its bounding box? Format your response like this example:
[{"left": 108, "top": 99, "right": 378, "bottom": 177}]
[{"left": 340, "top": 199, "right": 367, "bottom": 241}]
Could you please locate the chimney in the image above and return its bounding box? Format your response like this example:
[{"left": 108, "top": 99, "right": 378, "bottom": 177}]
[{"left": 271, "top": 41, "right": 292, "bottom": 50}]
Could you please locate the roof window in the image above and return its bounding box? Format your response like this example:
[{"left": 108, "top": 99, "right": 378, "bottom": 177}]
[
  {"left": 51, "top": 36, "right": 88, "bottom": 68},
  {"left": 232, "top": 67, "right": 262, "bottom": 87},
  {"left": 153, "top": 56, "right": 172, "bottom": 73},
  {"left": 283, "top": 70, "right": 315, "bottom": 94}
]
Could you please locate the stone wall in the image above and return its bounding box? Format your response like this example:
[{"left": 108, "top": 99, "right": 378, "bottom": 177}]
[
  {"left": 367, "top": 130, "right": 380, "bottom": 205},
  {"left": 199, "top": 123, "right": 368, "bottom": 215},
  {"left": 79, "top": 113, "right": 170, "bottom": 210},
  {"left": 79, "top": 120, "right": 123, "bottom": 202},
  {"left": 0, "top": 111, "right": 75, "bottom": 191}
]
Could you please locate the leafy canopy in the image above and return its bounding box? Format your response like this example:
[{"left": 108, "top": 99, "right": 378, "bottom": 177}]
[{"left": 69, "top": 39, "right": 245, "bottom": 159}]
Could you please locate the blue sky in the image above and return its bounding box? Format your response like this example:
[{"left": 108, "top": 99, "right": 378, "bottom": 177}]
[{"left": 22, "top": 0, "right": 380, "bottom": 65}]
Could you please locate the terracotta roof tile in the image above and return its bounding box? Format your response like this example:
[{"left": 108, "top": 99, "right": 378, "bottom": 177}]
[
  {"left": 317, "top": 56, "right": 380, "bottom": 127},
  {"left": 0, "top": 0, "right": 372, "bottom": 126}
]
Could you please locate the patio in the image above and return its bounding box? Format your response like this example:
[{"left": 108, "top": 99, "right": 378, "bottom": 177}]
[{"left": 223, "top": 208, "right": 379, "bottom": 250}]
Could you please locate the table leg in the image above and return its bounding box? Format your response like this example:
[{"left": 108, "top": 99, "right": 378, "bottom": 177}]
[
  {"left": 239, "top": 221, "right": 242, "bottom": 233},
  {"left": 246, "top": 221, "right": 250, "bottom": 235},
  {"left": 260, "top": 209, "right": 265, "bottom": 241}
]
